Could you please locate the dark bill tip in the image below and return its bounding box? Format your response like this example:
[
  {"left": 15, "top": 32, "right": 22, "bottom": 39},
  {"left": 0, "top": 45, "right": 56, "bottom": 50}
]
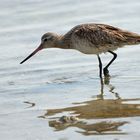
[{"left": 20, "top": 44, "right": 43, "bottom": 64}]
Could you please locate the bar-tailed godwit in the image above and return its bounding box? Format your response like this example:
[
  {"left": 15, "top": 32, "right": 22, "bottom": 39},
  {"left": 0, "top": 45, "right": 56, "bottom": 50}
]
[{"left": 20, "top": 23, "right": 140, "bottom": 78}]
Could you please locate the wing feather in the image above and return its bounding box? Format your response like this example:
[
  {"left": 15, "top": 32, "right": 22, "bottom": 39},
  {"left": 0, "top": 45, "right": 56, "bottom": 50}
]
[{"left": 73, "top": 24, "right": 140, "bottom": 45}]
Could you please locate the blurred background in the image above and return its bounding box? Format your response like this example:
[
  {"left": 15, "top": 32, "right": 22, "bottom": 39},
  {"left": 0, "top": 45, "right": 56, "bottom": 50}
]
[{"left": 0, "top": 0, "right": 140, "bottom": 140}]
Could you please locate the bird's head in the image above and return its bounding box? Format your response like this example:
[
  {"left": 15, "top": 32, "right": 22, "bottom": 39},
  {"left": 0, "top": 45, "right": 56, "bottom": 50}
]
[
  {"left": 41, "top": 32, "right": 60, "bottom": 48},
  {"left": 20, "top": 32, "right": 60, "bottom": 64}
]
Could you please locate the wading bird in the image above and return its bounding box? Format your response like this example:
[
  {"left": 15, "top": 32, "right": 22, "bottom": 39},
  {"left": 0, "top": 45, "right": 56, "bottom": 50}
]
[{"left": 20, "top": 23, "right": 140, "bottom": 78}]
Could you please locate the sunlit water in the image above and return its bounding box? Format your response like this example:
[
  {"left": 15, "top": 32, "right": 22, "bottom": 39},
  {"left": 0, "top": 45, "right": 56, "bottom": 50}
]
[{"left": 0, "top": 0, "right": 140, "bottom": 140}]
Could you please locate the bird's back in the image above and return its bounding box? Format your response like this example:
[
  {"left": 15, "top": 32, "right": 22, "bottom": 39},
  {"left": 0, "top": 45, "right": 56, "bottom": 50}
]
[{"left": 63, "top": 23, "right": 140, "bottom": 54}]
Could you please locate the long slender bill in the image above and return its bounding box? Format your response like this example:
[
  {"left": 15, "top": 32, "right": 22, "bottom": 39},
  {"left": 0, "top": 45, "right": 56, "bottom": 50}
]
[{"left": 20, "top": 44, "right": 43, "bottom": 64}]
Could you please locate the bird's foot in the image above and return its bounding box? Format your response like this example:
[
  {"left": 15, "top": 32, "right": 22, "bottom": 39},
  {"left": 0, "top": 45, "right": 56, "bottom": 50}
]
[
  {"left": 96, "top": 94, "right": 104, "bottom": 100},
  {"left": 103, "top": 68, "right": 110, "bottom": 77},
  {"left": 104, "top": 75, "right": 110, "bottom": 85}
]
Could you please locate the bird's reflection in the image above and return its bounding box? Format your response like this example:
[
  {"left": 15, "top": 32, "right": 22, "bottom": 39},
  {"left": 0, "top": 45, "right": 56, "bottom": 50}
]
[
  {"left": 98, "top": 75, "right": 120, "bottom": 99},
  {"left": 38, "top": 75, "right": 140, "bottom": 135}
]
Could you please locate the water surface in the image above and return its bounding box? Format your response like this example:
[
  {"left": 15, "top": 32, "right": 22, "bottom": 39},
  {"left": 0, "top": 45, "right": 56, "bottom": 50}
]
[{"left": 0, "top": 0, "right": 140, "bottom": 140}]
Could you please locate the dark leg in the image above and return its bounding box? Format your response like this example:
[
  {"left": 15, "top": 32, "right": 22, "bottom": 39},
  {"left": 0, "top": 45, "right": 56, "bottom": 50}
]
[
  {"left": 97, "top": 55, "right": 102, "bottom": 79},
  {"left": 103, "top": 51, "right": 117, "bottom": 76},
  {"left": 97, "top": 55, "right": 104, "bottom": 97}
]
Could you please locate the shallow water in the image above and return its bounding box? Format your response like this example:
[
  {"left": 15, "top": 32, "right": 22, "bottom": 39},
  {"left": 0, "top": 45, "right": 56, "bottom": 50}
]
[{"left": 0, "top": 0, "right": 140, "bottom": 140}]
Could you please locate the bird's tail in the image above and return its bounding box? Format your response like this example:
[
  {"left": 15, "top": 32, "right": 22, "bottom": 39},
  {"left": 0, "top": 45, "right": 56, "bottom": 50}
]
[{"left": 122, "top": 31, "right": 140, "bottom": 45}]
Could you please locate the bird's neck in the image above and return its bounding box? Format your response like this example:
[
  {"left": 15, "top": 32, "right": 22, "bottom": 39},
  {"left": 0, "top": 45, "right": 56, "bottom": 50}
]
[{"left": 55, "top": 35, "right": 72, "bottom": 49}]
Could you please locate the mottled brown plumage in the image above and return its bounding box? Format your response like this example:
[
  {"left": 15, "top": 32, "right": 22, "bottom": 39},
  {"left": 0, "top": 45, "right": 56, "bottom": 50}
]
[
  {"left": 62, "top": 23, "right": 140, "bottom": 54},
  {"left": 20, "top": 23, "right": 140, "bottom": 78}
]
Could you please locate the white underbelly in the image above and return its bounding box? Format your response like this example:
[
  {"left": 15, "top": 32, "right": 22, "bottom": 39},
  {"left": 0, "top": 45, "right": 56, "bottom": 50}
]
[
  {"left": 73, "top": 43, "right": 119, "bottom": 54},
  {"left": 72, "top": 37, "right": 120, "bottom": 54},
  {"left": 74, "top": 45, "right": 100, "bottom": 54}
]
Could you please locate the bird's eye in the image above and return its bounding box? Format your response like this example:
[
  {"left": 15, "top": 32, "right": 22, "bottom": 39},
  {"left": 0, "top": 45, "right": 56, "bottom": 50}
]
[{"left": 43, "top": 38, "right": 48, "bottom": 42}]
